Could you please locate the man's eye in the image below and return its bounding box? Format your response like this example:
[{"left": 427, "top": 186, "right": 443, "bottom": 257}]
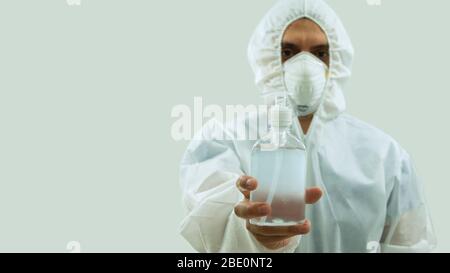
[
  {"left": 315, "top": 50, "right": 329, "bottom": 59},
  {"left": 282, "top": 49, "right": 294, "bottom": 58}
]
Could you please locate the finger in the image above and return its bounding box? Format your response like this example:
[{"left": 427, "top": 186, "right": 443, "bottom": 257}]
[
  {"left": 305, "top": 187, "right": 323, "bottom": 204},
  {"left": 247, "top": 219, "right": 311, "bottom": 237},
  {"left": 234, "top": 200, "right": 271, "bottom": 219},
  {"left": 251, "top": 233, "right": 293, "bottom": 249},
  {"left": 236, "top": 176, "right": 258, "bottom": 198},
  {"left": 252, "top": 233, "right": 292, "bottom": 244}
]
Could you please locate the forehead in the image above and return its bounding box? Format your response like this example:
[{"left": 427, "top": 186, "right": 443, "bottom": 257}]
[{"left": 282, "top": 18, "right": 328, "bottom": 44}]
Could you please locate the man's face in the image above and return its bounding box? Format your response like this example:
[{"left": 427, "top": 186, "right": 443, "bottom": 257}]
[{"left": 281, "top": 18, "right": 329, "bottom": 66}]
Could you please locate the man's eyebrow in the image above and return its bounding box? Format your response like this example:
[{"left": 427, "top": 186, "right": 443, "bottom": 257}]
[
  {"left": 281, "top": 42, "right": 298, "bottom": 49},
  {"left": 310, "top": 44, "right": 329, "bottom": 50}
]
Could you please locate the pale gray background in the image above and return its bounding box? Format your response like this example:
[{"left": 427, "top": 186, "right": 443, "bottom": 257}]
[{"left": 0, "top": 0, "right": 448, "bottom": 252}]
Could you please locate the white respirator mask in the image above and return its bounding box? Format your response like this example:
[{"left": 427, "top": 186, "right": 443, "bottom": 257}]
[{"left": 283, "top": 52, "right": 329, "bottom": 116}]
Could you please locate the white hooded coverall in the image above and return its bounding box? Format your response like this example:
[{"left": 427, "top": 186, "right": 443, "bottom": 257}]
[{"left": 179, "top": 0, "right": 436, "bottom": 253}]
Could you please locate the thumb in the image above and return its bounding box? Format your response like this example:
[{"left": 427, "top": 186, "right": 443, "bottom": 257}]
[{"left": 305, "top": 187, "right": 323, "bottom": 204}]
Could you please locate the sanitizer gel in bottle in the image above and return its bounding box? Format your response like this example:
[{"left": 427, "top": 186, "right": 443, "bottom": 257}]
[{"left": 250, "top": 103, "right": 307, "bottom": 226}]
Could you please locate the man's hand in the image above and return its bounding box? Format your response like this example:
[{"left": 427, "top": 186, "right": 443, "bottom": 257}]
[{"left": 234, "top": 175, "right": 323, "bottom": 250}]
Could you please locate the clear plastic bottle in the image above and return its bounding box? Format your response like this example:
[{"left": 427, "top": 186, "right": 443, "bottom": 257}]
[{"left": 249, "top": 102, "right": 307, "bottom": 226}]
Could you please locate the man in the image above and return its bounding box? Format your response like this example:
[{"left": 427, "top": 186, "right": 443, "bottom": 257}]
[{"left": 179, "top": 0, "right": 436, "bottom": 252}]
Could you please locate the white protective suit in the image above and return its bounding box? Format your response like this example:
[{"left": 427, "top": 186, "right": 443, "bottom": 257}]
[{"left": 179, "top": 0, "right": 436, "bottom": 253}]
